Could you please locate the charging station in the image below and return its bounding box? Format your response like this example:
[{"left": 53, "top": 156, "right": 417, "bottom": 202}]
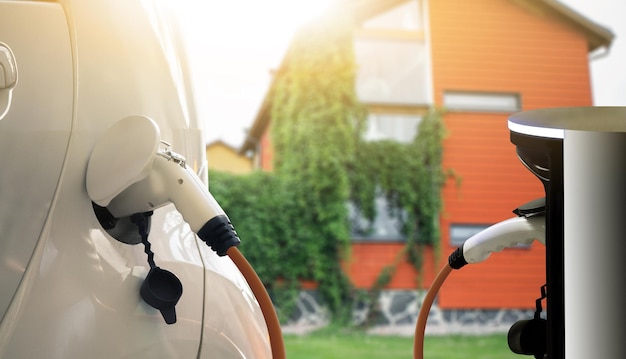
[{"left": 509, "top": 107, "right": 626, "bottom": 359}]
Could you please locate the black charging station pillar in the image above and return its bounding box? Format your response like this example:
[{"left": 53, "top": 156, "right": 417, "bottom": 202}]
[
  {"left": 509, "top": 131, "right": 564, "bottom": 359},
  {"left": 508, "top": 107, "right": 626, "bottom": 359}
]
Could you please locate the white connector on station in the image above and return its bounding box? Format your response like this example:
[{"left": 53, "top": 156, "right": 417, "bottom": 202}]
[{"left": 449, "top": 204, "right": 545, "bottom": 270}]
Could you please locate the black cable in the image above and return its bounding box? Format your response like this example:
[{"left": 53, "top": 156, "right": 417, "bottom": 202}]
[{"left": 131, "top": 212, "right": 156, "bottom": 269}]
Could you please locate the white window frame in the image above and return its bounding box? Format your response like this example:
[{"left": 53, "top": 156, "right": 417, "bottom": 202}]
[
  {"left": 443, "top": 91, "right": 521, "bottom": 113},
  {"left": 363, "top": 113, "right": 422, "bottom": 143}
]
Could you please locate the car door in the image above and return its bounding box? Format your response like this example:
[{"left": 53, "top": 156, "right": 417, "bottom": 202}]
[{"left": 0, "top": 0, "right": 73, "bottom": 323}]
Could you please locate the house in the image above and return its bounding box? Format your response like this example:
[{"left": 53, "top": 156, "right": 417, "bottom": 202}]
[
  {"left": 206, "top": 140, "right": 253, "bottom": 175},
  {"left": 238, "top": 0, "right": 613, "bottom": 321}
]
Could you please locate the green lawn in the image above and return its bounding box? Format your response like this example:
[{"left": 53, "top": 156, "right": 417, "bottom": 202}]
[{"left": 284, "top": 328, "right": 518, "bottom": 359}]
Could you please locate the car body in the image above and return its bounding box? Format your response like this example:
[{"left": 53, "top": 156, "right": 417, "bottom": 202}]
[{"left": 0, "top": 1, "right": 270, "bottom": 357}]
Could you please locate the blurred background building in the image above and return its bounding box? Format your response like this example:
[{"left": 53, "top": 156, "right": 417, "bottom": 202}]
[{"left": 207, "top": 0, "right": 613, "bottom": 333}]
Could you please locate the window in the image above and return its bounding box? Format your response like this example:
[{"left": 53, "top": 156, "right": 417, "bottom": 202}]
[
  {"left": 353, "top": 0, "right": 430, "bottom": 106},
  {"left": 355, "top": 39, "right": 429, "bottom": 105},
  {"left": 364, "top": 113, "right": 422, "bottom": 143},
  {"left": 443, "top": 91, "right": 521, "bottom": 113},
  {"left": 349, "top": 196, "right": 406, "bottom": 241}
]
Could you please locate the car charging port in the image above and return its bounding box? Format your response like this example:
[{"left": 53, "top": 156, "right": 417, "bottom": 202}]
[{"left": 92, "top": 201, "right": 150, "bottom": 245}]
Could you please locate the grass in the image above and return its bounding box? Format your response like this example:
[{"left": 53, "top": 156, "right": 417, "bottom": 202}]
[{"left": 284, "top": 327, "right": 519, "bottom": 359}]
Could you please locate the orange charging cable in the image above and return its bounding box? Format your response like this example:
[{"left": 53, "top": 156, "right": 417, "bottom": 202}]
[
  {"left": 413, "top": 263, "right": 453, "bottom": 359},
  {"left": 227, "top": 247, "right": 286, "bottom": 359}
]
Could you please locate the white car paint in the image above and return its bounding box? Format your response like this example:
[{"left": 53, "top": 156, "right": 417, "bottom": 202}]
[{"left": 0, "top": 1, "right": 270, "bottom": 357}]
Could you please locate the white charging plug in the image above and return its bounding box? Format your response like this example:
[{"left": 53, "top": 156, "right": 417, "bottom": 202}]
[
  {"left": 463, "top": 216, "right": 545, "bottom": 264},
  {"left": 104, "top": 143, "right": 225, "bottom": 232},
  {"left": 87, "top": 115, "right": 239, "bottom": 255},
  {"left": 449, "top": 215, "right": 545, "bottom": 269}
]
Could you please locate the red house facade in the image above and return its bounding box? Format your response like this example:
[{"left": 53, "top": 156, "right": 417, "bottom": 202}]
[{"left": 240, "top": 0, "right": 613, "bottom": 312}]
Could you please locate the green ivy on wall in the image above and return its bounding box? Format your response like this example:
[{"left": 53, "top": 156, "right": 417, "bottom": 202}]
[
  {"left": 268, "top": 10, "right": 365, "bottom": 324},
  {"left": 350, "top": 109, "right": 446, "bottom": 274},
  {"left": 349, "top": 110, "right": 446, "bottom": 324}
]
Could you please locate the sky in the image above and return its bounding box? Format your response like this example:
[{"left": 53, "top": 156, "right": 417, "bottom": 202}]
[
  {"left": 177, "top": 0, "right": 330, "bottom": 147},
  {"left": 178, "top": 0, "right": 626, "bottom": 148}
]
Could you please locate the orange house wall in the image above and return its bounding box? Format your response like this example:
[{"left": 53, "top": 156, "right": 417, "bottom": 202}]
[
  {"left": 429, "top": 0, "right": 592, "bottom": 308},
  {"left": 345, "top": 243, "right": 438, "bottom": 289}
]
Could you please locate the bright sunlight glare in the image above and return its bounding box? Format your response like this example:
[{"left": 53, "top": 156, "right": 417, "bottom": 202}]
[
  {"left": 175, "top": 0, "right": 332, "bottom": 146},
  {"left": 179, "top": 0, "right": 331, "bottom": 45}
]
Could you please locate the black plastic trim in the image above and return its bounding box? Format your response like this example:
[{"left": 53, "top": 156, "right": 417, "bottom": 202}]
[{"left": 197, "top": 215, "right": 241, "bottom": 256}]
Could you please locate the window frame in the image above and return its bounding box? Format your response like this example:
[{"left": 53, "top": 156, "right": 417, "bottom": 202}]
[
  {"left": 353, "top": 0, "right": 432, "bottom": 107},
  {"left": 443, "top": 90, "right": 522, "bottom": 113}
]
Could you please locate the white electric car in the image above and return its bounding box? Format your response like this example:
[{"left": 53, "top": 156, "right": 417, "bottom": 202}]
[{"left": 0, "top": 1, "right": 272, "bottom": 357}]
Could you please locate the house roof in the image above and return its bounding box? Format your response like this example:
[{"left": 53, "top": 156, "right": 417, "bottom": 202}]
[{"left": 239, "top": 0, "right": 614, "bottom": 155}]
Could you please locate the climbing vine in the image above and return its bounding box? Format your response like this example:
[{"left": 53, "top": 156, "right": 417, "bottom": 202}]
[
  {"left": 349, "top": 110, "right": 447, "bottom": 324},
  {"left": 349, "top": 109, "right": 446, "bottom": 278},
  {"left": 268, "top": 11, "right": 364, "bottom": 323}
]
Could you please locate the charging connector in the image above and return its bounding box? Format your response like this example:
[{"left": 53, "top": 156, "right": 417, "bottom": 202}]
[
  {"left": 449, "top": 215, "right": 545, "bottom": 270},
  {"left": 415, "top": 198, "right": 547, "bottom": 359},
  {"left": 197, "top": 214, "right": 240, "bottom": 256}
]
